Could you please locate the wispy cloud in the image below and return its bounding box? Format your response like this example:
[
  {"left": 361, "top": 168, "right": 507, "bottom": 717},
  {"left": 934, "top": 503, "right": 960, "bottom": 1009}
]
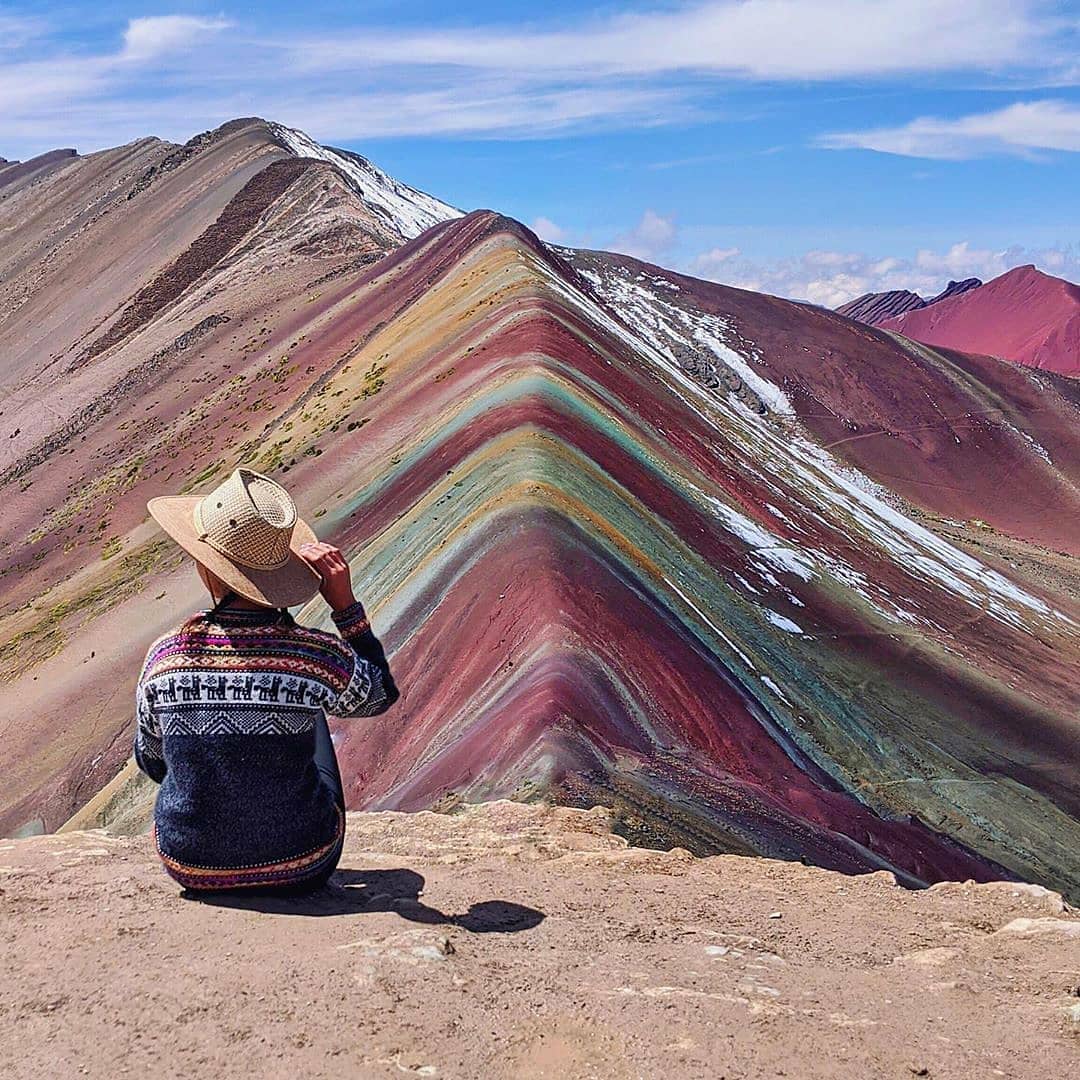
[
  {"left": 1, "top": 3, "right": 1077, "bottom": 158},
  {"left": 267, "top": 86, "right": 689, "bottom": 141},
  {"left": 0, "top": 13, "right": 231, "bottom": 142},
  {"left": 0, "top": 11, "right": 45, "bottom": 49},
  {"left": 692, "top": 247, "right": 741, "bottom": 274},
  {"left": 0, "top": 10, "right": 697, "bottom": 155},
  {"left": 120, "top": 15, "right": 231, "bottom": 62},
  {"left": 696, "top": 241, "right": 1080, "bottom": 306},
  {"left": 530, "top": 217, "right": 568, "bottom": 243},
  {"left": 289, "top": 1, "right": 1071, "bottom": 81},
  {"left": 820, "top": 99, "right": 1080, "bottom": 159}
]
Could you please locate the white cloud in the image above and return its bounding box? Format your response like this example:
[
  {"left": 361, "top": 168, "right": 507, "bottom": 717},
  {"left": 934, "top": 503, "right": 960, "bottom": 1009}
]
[
  {"left": 0, "top": 15, "right": 232, "bottom": 144},
  {"left": 271, "top": 86, "right": 685, "bottom": 141},
  {"left": 531, "top": 217, "right": 567, "bottom": 243},
  {"left": 913, "top": 241, "right": 1013, "bottom": 278},
  {"left": 292, "top": 1, "right": 1068, "bottom": 82},
  {"left": 612, "top": 210, "right": 678, "bottom": 262},
  {"left": 692, "top": 246, "right": 741, "bottom": 274},
  {"left": 801, "top": 250, "right": 863, "bottom": 269},
  {"left": 0, "top": 32, "right": 686, "bottom": 157},
  {"left": 692, "top": 242, "right": 1080, "bottom": 307},
  {"left": 820, "top": 99, "right": 1080, "bottom": 159},
  {"left": 121, "top": 16, "right": 230, "bottom": 62},
  {"left": 0, "top": 60, "right": 108, "bottom": 116},
  {"left": 0, "top": 4, "right": 1076, "bottom": 158}
]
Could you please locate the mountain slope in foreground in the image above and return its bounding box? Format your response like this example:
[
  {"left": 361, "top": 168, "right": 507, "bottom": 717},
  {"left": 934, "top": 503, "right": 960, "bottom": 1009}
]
[
  {"left": 1, "top": 120, "right": 1078, "bottom": 903},
  {"left": 3, "top": 802, "right": 1079, "bottom": 1080},
  {"left": 880, "top": 265, "right": 1080, "bottom": 377}
]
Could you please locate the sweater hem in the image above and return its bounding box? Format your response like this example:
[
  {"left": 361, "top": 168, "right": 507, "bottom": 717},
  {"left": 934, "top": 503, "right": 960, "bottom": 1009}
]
[{"left": 154, "top": 807, "right": 345, "bottom": 891}]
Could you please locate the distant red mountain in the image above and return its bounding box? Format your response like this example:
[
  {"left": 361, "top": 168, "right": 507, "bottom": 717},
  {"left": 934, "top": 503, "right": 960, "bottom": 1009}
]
[{"left": 880, "top": 265, "right": 1079, "bottom": 377}]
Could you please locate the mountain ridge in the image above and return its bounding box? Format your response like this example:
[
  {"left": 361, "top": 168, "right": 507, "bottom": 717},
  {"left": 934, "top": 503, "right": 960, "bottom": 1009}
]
[
  {"left": 881, "top": 264, "right": 1080, "bottom": 377},
  {"left": 837, "top": 277, "right": 982, "bottom": 326},
  {"left": 0, "top": 119, "right": 1077, "bottom": 904}
]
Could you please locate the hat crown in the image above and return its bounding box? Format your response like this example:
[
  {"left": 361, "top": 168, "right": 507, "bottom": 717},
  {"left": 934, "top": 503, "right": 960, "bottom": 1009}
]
[{"left": 193, "top": 469, "right": 297, "bottom": 570}]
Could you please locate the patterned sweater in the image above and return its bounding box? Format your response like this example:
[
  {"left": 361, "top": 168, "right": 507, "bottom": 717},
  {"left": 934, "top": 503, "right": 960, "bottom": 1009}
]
[{"left": 133, "top": 600, "right": 397, "bottom": 889}]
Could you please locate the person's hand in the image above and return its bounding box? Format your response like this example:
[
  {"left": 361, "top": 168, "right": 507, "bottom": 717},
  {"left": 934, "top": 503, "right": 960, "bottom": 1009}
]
[{"left": 297, "top": 542, "right": 357, "bottom": 611}]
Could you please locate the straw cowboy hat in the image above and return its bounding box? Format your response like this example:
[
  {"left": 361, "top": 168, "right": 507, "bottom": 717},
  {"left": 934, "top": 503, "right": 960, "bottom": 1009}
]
[{"left": 148, "top": 468, "right": 322, "bottom": 607}]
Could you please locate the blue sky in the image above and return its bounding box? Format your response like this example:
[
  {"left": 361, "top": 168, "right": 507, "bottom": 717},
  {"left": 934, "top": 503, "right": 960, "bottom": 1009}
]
[{"left": 2, "top": 1, "right": 1078, "bottom": 304}]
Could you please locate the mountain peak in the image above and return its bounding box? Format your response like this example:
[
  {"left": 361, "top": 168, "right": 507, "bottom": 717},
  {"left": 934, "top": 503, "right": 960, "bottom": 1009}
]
[
  {"left": 988, "top": 263, "right": 1079, "bottom": 300},
  {"left": 837, "top": 279, "right": 983, "bottom": 328},
  {"left": 1, "top": 120, "right": 1078, "bottom": 916},
  {"left": 1001, "top": 262, "right": 1039, "bottom": 277},
  {"left": 836, "top": 288, "right": 925, "bottom": 325},
  {"left": 269, "top": 122, "right": 461, "bottom": 240},
  {"left": 927, "top": 277, "right": 982, "bottom": 305},
  {"left": 880, "top": 263, "right": 1078, "bottom": 375},
  {"left": 0, "top": 148, "right": 79, "bottom": 193}
]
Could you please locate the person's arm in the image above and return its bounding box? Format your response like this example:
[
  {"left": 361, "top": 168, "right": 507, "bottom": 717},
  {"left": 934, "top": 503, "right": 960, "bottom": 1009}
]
[
  {"left": 299, "top": 542, "right": 399, "bottom": 718},
  {"left": 133, "top": 649, "right": 168, "bottom": 783},
  {"left": 328, "top": 598, "right": 399, "bottom": 715}
]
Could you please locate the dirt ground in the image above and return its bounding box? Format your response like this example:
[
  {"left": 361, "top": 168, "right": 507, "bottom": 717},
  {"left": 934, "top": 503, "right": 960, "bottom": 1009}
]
[{"left": 2, "top": 801, "right": 1078, "bottom": 1079}]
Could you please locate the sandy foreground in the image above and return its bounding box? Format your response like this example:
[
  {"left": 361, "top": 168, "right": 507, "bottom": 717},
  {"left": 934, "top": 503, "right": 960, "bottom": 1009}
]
[{"left": 1, "top": 801, "right": 1078, "bottom": 1079}]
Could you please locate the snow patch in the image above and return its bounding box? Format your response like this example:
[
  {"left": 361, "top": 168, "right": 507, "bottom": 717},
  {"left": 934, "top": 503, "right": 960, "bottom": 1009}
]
[
  {"left": 542, "top": 251, "right": 1075, "bottom": 638},
  {"left": 271, "top": 123, "right": 462, "bottom": 239},
  {"left": 761, "top": 676, "right": 793, "bottom": 705},
  {"left": 763, "top": 610, "right": 805, "bottom": 635}
]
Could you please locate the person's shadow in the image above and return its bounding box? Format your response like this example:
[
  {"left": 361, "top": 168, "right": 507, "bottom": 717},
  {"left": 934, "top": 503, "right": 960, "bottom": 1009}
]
[{"left": 184, "top": 867, "right": 545, "bottom": 932}]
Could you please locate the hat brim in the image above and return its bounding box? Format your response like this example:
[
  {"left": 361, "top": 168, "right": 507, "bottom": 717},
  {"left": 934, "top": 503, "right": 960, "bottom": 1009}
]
[{"left": 147, "top": 495, "right": 323, "bottom": 607}]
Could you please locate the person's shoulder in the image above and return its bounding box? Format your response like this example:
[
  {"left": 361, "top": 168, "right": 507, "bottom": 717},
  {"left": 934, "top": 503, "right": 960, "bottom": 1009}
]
[
  {"left": 139, "top": 626, "right": 184, "bottom": 677},
  {"left": 155, "top": 614, "right": 208, "bottom": 645},
  {"left": 289, "top": 622, "right": 352, "bottom": 660},
  {"left": 289, "top": 620, "right": 349, "bottom": 654},
  {"left": 142, "top": 612, "right": 210, "bottom": 662}
]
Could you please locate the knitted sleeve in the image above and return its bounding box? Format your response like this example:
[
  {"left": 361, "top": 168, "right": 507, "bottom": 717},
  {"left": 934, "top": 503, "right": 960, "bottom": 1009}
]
[
  {"left": 133, "top": 644, "right": 167, "bottom": 783},
  {"left": 325, "top": 600, "right": 399, "bottom": 718}
]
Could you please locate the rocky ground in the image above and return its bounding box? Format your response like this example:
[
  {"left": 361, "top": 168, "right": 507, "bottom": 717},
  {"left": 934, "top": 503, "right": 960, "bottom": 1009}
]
[{"left": 2, "top": 801, "right": 1077, "bottom": 1079}]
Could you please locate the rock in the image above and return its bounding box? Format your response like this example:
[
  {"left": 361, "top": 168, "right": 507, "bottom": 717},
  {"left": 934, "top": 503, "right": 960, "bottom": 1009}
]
[
  {"left": 969, "top": 881, "right": 1069, "bottom": 913},
  {"left": 410, "top": 944, "right": 450, "bottom": 962},
  {"left": 836, "top": 279, "right": 982, "bottom": 328},
  {"left": 994, "top": 917, "right": 1080, "bottom": 938},
  {"left": 926, "top": 278, "right": 982, "bottom": 306},
  {"left": 893, "top": 947, "right": 960, "bottom": 967},
  {"left": 837, "top": 289, "right": 926, "bottom": 326}
]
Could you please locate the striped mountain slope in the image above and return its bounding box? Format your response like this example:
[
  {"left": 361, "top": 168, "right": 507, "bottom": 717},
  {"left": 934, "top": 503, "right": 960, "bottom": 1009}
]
[{"left": 0, "top": 123, "right": 1077, "bottom": 902}]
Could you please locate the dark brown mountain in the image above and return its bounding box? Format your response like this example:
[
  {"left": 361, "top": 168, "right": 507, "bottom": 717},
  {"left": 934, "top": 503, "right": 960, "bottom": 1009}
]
[{"left": 838, "top": 277, "right": 982, "bottom": 326}]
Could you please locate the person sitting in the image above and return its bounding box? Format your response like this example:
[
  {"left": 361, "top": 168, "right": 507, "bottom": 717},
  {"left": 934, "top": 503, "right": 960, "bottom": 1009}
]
[{"left": 134, "top": 467, "right": 398, "bottom": 894}]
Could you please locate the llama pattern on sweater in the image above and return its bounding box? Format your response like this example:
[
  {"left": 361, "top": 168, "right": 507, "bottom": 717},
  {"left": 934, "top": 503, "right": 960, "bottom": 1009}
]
[
  {"left": 136, "top": 601, "right": 385, "bottom": 758},
  {"left": 142, "top": 669, "right": 359, "bottom": 734}
]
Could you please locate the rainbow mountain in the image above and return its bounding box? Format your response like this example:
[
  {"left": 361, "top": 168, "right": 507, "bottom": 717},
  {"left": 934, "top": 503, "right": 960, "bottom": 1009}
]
[{"left": 1, "top": 119, "right": 1077, "bottom": 900}]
